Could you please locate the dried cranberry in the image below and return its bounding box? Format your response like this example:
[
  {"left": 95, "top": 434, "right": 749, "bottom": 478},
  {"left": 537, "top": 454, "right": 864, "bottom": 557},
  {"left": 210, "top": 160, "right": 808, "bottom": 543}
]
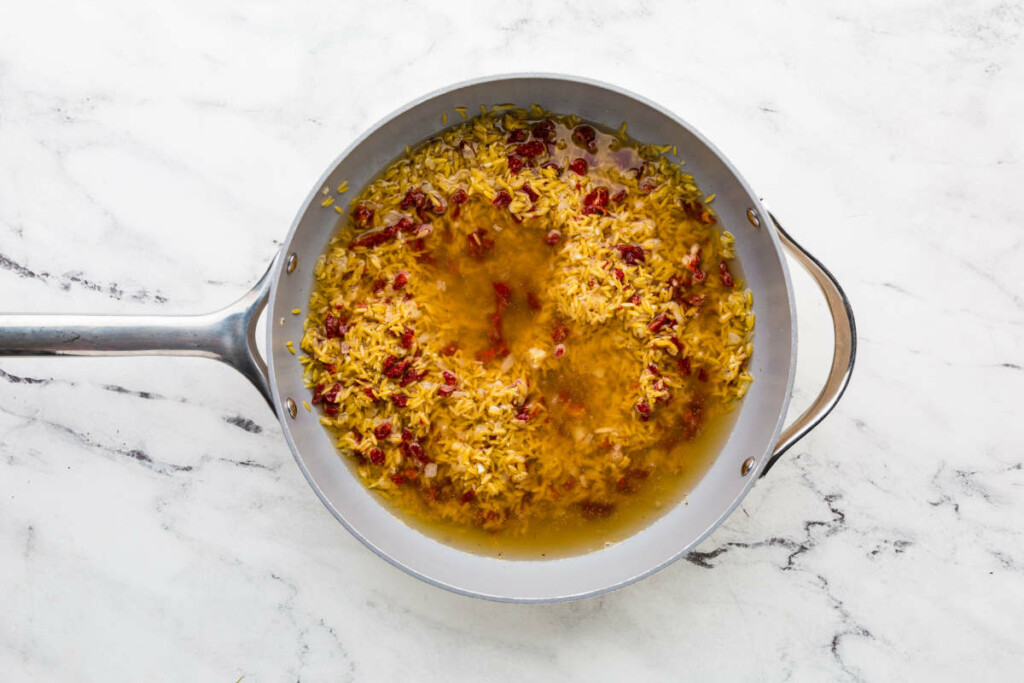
[
  {"left": 440, "top": 343, "right": 459, "bottom": 356},
  {"left": 392, "top": 271, "right": 409, "bottom": 291},
  {"left": 450, "top": 188, "right": 468, "bottom": 205},
  {"left": 385, "top": 359, "right": 410, "bottom": 379},
  {"left": 391, "top": 473, "right": 408, "bottom": 486},
  {"left": 324, "top": 364, "right": 336, "bottom": 373},
  {"left": 373, "top": 422, "right": 392, "bottom": 440},
  {"left": 353, "top": 204, "right": 374, "bottom": 229},
  {"left": 648, "top": 364, "right": 660, "bottom": 375},
  {"left": 399, "top": 327, "right": 415, "bottom": 349},
  {"left": 467, "top": 228, "right": 495, "bottom": 259},
  {"left": 352, "top": 428, "right": 362, "bottom": 444},
  {"left": 408, "top": 441, "right": 427, "bottom": 464},
  {"left": 522, "top": 183, "right": 539, "bottom": 202},
  {"left": 629, "top": 293, "right": 642, "bottom": 306},
  {"left": 492, "top": 191, "right": 512, "bottom": 208},
  {"left": 615, "top": 244, "right": 646, "bottom": 266},
  {"left": 363, "top": 387, "right": 379, "bottom": 403},
  {"left": 648, "top": 313, "right": 672, "bottom": 333},
  {"left": 614, "top": 268, "right": 624, "bottom": 282},
  {"left": 372, "top": 278, "right": 387, "bottom": 294},
  {"left": 507, "top": 154, "right": 524, "bottom": 173},
  {"left": 311, "top": 384, "right": 325, "bottom": 405},
  {"left": 515, "top": 403, "right": 536, "bottom": 422},
  {"left": 492, "top": 281, "right": 513, "bottom": 310},
  {"left": 437, "top": 384, "right": 456, "bottom": 397},
  {"left": 369, "top": 448, "right": 385, "bottom": 465},
  {"left": 400, "top": 189, "right": 426, "bottom": 210},
  {"left": 683, "top": 294, "right": 707, "bottom": 310},
  {"left": 698, "top": 367, "right": 709, "bottom": 382},
  {"left": 507, "top": 128, "right": 528, "bottom": 143},
  {"left": 678, "top": 356, "right": 692, "bottom": 375},
  {"left": 580, "top": 501, "right": 615, "bottom": 518},
  {"left": 323, "top": 383, "right": 341, "bottom": 403},
  {"left": 392, "top": 394, "right": 408, "bottom": 408},
  {"left": 442, "top": 370, "right": 458, "bottom": 386},
  {"left": 569, "top": 158, "right": 588, "bottom": 176},
  {"left": 544, "top": 231, "right": 561, "bottom": 246},
  {"left": 611, "top": 189, "right": 626, "bottom": 203},
  {"left": 551, "top": 319, "right": 570, "bottom": 343},
  {"left": 635, "top": 401, "right": 651, "bottom": 421},
  {"left": 583, "top": 186, "right": 610, "bottom": 208},
  {"left": 720, "top": 261, "right": 735, "bottom": 288},
  {"left": 399, "top": 368, "right": 427, "bottom": 387},
  {"left": 571, "top": 125, "right": 597, "bottom": 152},
  {"left": 382, "top": 355, "right": 397, "bottom": 373},
  {"left": 526, "top": 292, "right": 541, "bottom": 311},
  {"left": 324, "top": 404, "right": 339, "bottom": 417},
  {"left": 532, "top": 119, "right": 555, "bottom": 142},
  {"left": 515, "top": 140, "right": 546, "bottom": 158},
  {"left": 460, "top": 489, "right": 476, "bottom": 504},
  {"left": 324, "top": 313, "right": 341, "bottom": 339},
  {"left": 581, "top": 205, "right": 606, "bottom": 216}
]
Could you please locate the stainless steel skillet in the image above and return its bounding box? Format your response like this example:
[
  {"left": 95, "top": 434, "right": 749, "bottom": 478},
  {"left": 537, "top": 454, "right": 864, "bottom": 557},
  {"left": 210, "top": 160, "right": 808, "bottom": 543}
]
[{"left": 0, "top": 74, "right": 855, "bottom": 602}]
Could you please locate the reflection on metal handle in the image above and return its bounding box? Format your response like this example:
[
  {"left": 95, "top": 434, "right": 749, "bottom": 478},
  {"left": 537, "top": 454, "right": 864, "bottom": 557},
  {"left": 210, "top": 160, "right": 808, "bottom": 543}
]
[
  {"left": 0, "top": 259, "right": 276, "bottom": 409},
  {"left": 761, "top": 214, "right": 857, "bottom": 477}
]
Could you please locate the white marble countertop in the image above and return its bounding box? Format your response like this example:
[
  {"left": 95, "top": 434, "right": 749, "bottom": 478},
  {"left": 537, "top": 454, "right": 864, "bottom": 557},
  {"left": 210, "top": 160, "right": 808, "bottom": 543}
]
[{"left": 1, "top": 1, "right": 1022, "bottom": 680}]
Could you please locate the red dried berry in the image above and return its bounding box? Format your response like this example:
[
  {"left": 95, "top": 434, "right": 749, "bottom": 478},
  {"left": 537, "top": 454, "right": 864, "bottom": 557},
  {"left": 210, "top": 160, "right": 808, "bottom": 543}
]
[
  {"left": 569, "top": 158, "right": 588, "bottom": 176},
  {"left": 648, "top": 364, "right": 660, "bottom": 375},
  {"left": 551, "top": 319, "right": 570, "bottom": 343},
  {"left": 440, "top": 343, "right": 459, "bottom": 356},
  {"left": 532, "top": 119, "right": 555, "bottom": 142},
  {"left": 372, "top": 278, "right": 387, "bottom": 294},
  {"left": 544, "top": 231, "right": 561, "bottom": 246},
  {"left": 615, "top": 244, "right": 646, "bottom": 265},
  {"left": 399, "top": 368, "right": 427, "bottom": 387},
  {"left": 437, "top": 384, "right": 456, "bottom": 397},
  {"left": 353, "top": 204, "right": 374, "bottom": 229},
  {"left": 408, "top": 441, "right": 427, "bottom": 464},
  {"left": 385, "top": 359, "right": 410, "bottom": 379},
  {"left": 373, "top": 422, "right": 392, "bottom": 440},
  {"left": 720, "top": 261, "right": 735, "bottom": 288},
  {"left": 515, "top": 140, "right": 546, "bottom": 158},
  {"left": 392, "top": 394, "right": 408, "bottom": 408},
  {"left": 611, "top": 189, "right": 626, "bottom": 203},
  {"left": 698, "top": 367, "right": 709, "bottom": 382},
  {"left": 648, "top": 313, "right": 672, "bottom": 333},
  {"left": 311, "top": 384, "right": 325, "bottom": 405},
  {"left": 581, "top": 205, "right": 606, "bottom": 216},
  {"left": 507, "top": 128, "right": 528, "bottom": 143},
  {"left": 635, "top": 402, "right": 651, "bottom": 421},
  {"left": 324, "top": 313, "right": 341, "bottom": 339},
  {"left": 493, "top": 281, "right": 513, "bottom": 310},
  {"left": 324, "top": 404, "right": 339, "bottom": 417},
  {"left": 522, "top": 183, "right": 539, "bottom": 202},
  {"left": 460, "top": 489, "right": 476, "bottom": 504},
  {"left": 629, "top": 293, "right": 642, "bottom": 306},
  {"left": 467, "top": 228, "right": 496, "bottom": 259},
  {"left": 450, "top": 188, "right": 468, "bottom": 205},
  {"left": 400, "top": 189, "right": 425, "bottom": 210},
  {"left": 507, "top": 154, "right": 524, "bottom": 173},
  {"left": 399, "top": 327, "right": 415, "bottom": 349},
  {"left": 352, "top": 428, "right": 362, "bottom": 444},
  {"left": 614, "top": 268, "right": 624, "bottom": 282},
  {"left": 442, "top": 370, "right": 458, "bottom": 386},
  {"left": 363, "top": 387, "right": 379, "bottom": 403},
  {"left": 392, "top": 271, "right": 409, "bottom": 291},
  {"left": 369, "top": 448, "right": 385, "bottom": 465},
  {"left": 323, "top": 383, "right": 341, "bottom": 403},
  {"left": 526, "top": 292, "right": 541, "bottom": 311},
  {"left": 492, "top": 191, "right": 512, "bottom": 208},
  {"left": 583, "top": 186, "right": 610, "bottom": 208},
  {"left": 572, "top": 125, "right": 597, "bottom": 151}
]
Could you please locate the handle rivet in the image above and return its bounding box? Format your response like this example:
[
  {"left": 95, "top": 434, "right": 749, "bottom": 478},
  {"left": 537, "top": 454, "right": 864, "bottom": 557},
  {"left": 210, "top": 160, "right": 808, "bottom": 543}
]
[
  {"left": 286, "top": 253, "right": 298, "bottom": 274},
  {"left": 741, "top": 457, "right": 755, "bottom": 476},
  {"left": 286, "top": 398, "right": 297, "bottom": 418},
  {"left": 746, "top": 209, "right": 760, "bottom": 228}
]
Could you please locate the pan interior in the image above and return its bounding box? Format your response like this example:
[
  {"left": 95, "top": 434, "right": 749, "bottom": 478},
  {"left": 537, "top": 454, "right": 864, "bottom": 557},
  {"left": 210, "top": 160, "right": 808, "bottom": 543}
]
[{"left": 266, "top": 75, "right": 795, "bottom": 602}]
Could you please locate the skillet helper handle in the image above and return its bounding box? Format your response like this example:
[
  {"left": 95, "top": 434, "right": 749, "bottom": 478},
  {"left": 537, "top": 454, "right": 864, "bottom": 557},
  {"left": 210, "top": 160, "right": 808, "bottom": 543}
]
[
  {"left": 0, "top": 261, "right": 275, "bottom": 409},
  {"left": 761, "top": 213, "right": 857, "bottom": 478}
]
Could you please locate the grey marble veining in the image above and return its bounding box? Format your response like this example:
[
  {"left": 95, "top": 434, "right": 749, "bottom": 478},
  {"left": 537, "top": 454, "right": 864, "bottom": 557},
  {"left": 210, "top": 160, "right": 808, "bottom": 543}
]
[{"left": 1, "top": 0, "right": 1022, "bottom": 680}]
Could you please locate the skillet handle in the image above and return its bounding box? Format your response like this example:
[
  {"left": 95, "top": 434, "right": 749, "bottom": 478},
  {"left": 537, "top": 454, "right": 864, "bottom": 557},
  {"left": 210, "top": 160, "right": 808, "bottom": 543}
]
[
  {"left": 0, "top": 259, "right": 276, "bottom": 410},
  {"left": 760, "top": 213, "right": 857, "bottom": 477}
]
